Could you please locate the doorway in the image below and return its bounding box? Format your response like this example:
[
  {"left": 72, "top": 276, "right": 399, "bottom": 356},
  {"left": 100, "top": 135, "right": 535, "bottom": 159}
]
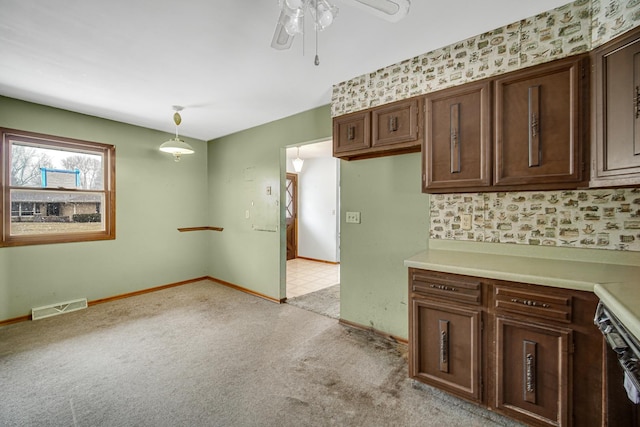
[{"left": 284, "top": 140, "right": 340, "bottom": 305}]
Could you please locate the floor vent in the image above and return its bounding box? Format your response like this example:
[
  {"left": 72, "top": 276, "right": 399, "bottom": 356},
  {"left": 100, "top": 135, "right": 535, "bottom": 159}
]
[{"left": 32, "top": 298, "right": 88, "bottom": 320}]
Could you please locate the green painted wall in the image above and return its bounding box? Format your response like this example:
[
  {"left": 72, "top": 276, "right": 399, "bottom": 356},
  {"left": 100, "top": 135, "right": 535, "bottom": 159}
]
[
  {"left": 0, "top": 96, "right": 209, "bottom": 321},
  {"left": 206, "top": 106, "right": 332, "bottom": 300},
  {"left": 207, "top": 105, "right": 428, "bottom": 338},
  {"left": 340, "top": 153, "right": 429, "bottom": 338}
]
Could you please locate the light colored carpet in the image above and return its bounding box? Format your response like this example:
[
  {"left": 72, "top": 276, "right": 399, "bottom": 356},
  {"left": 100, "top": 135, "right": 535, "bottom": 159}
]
[
  {"left": 0, "top": 280, "right": 523, "bottom": 427},
  {"left": 286, "top": 284, "right": 339, "bottom": 319}
]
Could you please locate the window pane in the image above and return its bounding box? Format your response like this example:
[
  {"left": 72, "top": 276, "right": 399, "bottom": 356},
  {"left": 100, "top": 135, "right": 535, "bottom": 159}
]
[
  {"left": 10, "top": 189, "right": 105, "bottom": 236},
  {"left": 10, "top": 142, "right": 104, "bottom": 190}
]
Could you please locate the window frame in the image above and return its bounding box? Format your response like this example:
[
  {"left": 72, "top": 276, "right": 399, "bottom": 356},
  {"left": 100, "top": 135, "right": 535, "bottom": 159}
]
[{"left": 1, "top": 128, "right": 116, "bottom": 247}]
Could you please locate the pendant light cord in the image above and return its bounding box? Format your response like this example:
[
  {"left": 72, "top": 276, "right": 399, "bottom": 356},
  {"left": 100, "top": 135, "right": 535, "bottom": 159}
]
[{"left": 314, "top": 0, "right": 320, "bottom": 66}]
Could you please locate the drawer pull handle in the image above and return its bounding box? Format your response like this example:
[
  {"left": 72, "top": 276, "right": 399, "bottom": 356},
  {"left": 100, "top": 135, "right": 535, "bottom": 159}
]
[
  {"left": 450, "top": 103, "right": 461, "bottom": 173},
  {"left": 528, "top": 85, "right": 541, "bottom": 167},
  {"left": 347, "top": 125, "right": 355, "bottom": 140},
  {"left": 511, "top": 298, "right": 550, "bottom": 308},
  {"left": 388, "top": 116, "right": 398, "bottom": 132},
  {"left": 430, "top": 284, "right": 457, "bottom": 292},
  {"left": 635, "top": 86, "right": 640, "bottom": 119}
]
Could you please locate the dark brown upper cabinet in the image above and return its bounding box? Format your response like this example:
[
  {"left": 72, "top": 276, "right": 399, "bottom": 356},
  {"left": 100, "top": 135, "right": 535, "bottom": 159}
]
[
  {"left": 494, "top": 55, "right": 589, "bottom": 190},
  {"left": 590, "top": 26, "right": 640, "bottom": 188},
  {"left": 333, "top": 97, "right": 423, "bottom": 160},
  {"left": 422, "top": 80, "right": 492, "bottom": 192},
  {"left": 422, "top": 55, "right": 589, "bottom": 193}
]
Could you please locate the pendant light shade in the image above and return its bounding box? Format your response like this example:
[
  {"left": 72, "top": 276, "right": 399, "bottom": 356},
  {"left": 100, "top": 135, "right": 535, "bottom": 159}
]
[
  {"left": 292, "top": 146, "right": 304, "bottom": 172},
  {"left": 160, "top": 106, "right": 194, "bottom": 162}
]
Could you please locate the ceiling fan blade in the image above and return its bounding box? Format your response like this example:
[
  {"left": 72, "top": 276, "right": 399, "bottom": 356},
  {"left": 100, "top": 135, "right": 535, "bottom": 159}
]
[
  {"left": 342, "top": 0, "right": 410, "bottom": 22},
  {"left": 271, "top": 9, "right": 295, "bottom": 50}
]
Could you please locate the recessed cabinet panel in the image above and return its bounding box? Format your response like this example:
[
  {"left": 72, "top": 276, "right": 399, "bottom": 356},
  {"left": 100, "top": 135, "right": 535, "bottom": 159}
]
[
  {"left": 591, "top": 27, "right": 640, "bottom": 187},
  {"left": 495, "top": 317, "right": 571, "bottom": 427},
  {"left": 411, "top": 299, "right": 482, "bottom": 402},
  {"left": 494, "top": 56, "right": 586, "bottom": 187},
  {"left": 333, "top": 110, "right": 371, "bottom": 155},
  {"left": 372, "top": 98, "right": 419, "bottom": 147},
  {"left": 423, "top": 80, "right": 492, "bottom": 191}
]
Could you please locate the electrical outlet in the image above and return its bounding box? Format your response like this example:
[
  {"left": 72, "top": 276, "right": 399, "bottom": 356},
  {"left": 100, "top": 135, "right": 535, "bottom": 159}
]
[
  {"left": 346, "top": 211, "right": 361, "bottom": 224},
  {"left": 461, "top": 214, "right": 472, "bottom": 230}
]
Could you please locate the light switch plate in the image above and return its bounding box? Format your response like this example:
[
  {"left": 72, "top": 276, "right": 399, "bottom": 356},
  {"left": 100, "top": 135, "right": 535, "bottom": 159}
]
[
  {"left": 346, "top": 211, "right": 361, "bottom": 224},
  {"left": 461, "top": 214, "right": 472, "bottom": 230}
]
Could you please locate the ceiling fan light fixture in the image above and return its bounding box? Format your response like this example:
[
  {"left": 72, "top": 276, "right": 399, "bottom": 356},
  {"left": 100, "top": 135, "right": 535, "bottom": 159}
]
[
  {"left": 347, "top": 0, "right": 410, "bottom": 22},
  {"left": 309, "top": 0, "right": 338, "bottom": 31},
  {"left": 285, "top": 0, "right": 304, "bottom": 9},
  {"left": 284, "top": 10, "right": 304, "bottom": 36}
]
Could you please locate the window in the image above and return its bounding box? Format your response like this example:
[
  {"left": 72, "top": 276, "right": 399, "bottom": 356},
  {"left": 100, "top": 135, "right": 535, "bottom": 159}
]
[{"left": 1, "top": 128, "right": 115, "bottom": 247}]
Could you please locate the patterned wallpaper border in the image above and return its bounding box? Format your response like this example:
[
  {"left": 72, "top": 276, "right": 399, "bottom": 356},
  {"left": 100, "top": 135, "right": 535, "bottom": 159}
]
[
  {"left": 332, "top": 0, "right": 640, "bottom": 253},
  {"left": 430, "top": 188, "right": 640, "bottom": 252},
  {"left": 331, "top": 0, "right": 640, "bottom": 117}
]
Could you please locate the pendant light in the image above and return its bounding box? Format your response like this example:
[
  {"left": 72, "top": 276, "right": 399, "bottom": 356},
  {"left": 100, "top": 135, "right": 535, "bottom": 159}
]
[
  {"left": 159, "top": 106, "right": 194, "bottom": 162},
  {"left": 292, "top": 146, "right": 304, "bottom": 172}
]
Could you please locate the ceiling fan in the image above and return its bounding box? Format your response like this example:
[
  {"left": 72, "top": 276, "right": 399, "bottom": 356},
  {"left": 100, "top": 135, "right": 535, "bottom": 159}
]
[{"left": 271, "top": 0, "right": 411, "bottom": 64}]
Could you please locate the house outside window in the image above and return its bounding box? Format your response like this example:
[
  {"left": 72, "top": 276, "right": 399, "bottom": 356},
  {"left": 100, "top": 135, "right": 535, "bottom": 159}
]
[{"left": 1, "top": 128, "right": 116, "bottom": 247}]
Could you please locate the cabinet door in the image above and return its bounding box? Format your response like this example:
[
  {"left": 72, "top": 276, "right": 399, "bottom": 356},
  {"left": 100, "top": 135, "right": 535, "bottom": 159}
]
[
  {"left": 591, "top": 27, "right": 640, "bottom": 187},
  {"left": 423, "top": 80, "right": 491, "bottom": 192},
  {"left": 410, "top": 299, "right": 482, "bottom": 402},
  {"left": 495, "top": 317, "right": 572, "bottom": 427},
  {"left": 494, "top": 56, "right": 586, "bottom": 188},
  {"left": 333, "top": 110, "right": 371, "bottom": 155},
  {"left": 372, "top": 98, "right": 420, "bottom": 148}
]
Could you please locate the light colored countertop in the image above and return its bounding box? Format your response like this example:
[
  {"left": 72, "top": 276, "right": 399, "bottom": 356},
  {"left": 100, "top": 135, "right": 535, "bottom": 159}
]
[{"left": 405, "top": 249, "right": 640, "bottom": 336}]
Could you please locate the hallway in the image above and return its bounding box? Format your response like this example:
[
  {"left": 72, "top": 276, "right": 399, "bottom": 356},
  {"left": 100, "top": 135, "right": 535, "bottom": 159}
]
[{"left": 286, "top": 258, "right": 339, "bottom": 298}]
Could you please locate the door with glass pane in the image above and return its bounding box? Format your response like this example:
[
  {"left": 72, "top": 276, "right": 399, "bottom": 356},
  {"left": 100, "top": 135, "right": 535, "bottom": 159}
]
[{"left": 286, "top": 173, "right": 298, "bottom": 260}]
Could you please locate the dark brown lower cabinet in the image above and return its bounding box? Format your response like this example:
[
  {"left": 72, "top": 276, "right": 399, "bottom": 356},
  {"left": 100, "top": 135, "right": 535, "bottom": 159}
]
[
  {"left": 411, "top": 299, "right": 482, "bottom": 402},
  {"left": 408, "top": 268, "right": 618, "bottom": 427},
  {"left": 495, "top": 316, "right": 572, "bottom": 426}
]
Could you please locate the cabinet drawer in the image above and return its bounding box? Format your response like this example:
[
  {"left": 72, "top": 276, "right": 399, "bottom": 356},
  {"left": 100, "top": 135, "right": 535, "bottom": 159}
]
[
  {"left": 372, "top": 98, "right": 420, "bottom": 147},
  {"left": 333, "top": 110, "right": 371, "bottom": 155},
  {"left": 494, "top": 284, "right": 572, "bottom": 323},
  {"left": 410, "top": 269, "right": 482, "bottom": 305}
]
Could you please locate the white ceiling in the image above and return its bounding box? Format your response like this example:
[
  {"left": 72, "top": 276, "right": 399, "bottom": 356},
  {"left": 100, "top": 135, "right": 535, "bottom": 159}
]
[{"left": 0, "top": 0, "right": 570, "bottom": 142}]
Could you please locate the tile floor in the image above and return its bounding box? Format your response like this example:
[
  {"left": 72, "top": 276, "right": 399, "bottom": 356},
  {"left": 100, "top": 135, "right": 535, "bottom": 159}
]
[{"left": 286, "top": 258, "right": 340, "bottom": 298}]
